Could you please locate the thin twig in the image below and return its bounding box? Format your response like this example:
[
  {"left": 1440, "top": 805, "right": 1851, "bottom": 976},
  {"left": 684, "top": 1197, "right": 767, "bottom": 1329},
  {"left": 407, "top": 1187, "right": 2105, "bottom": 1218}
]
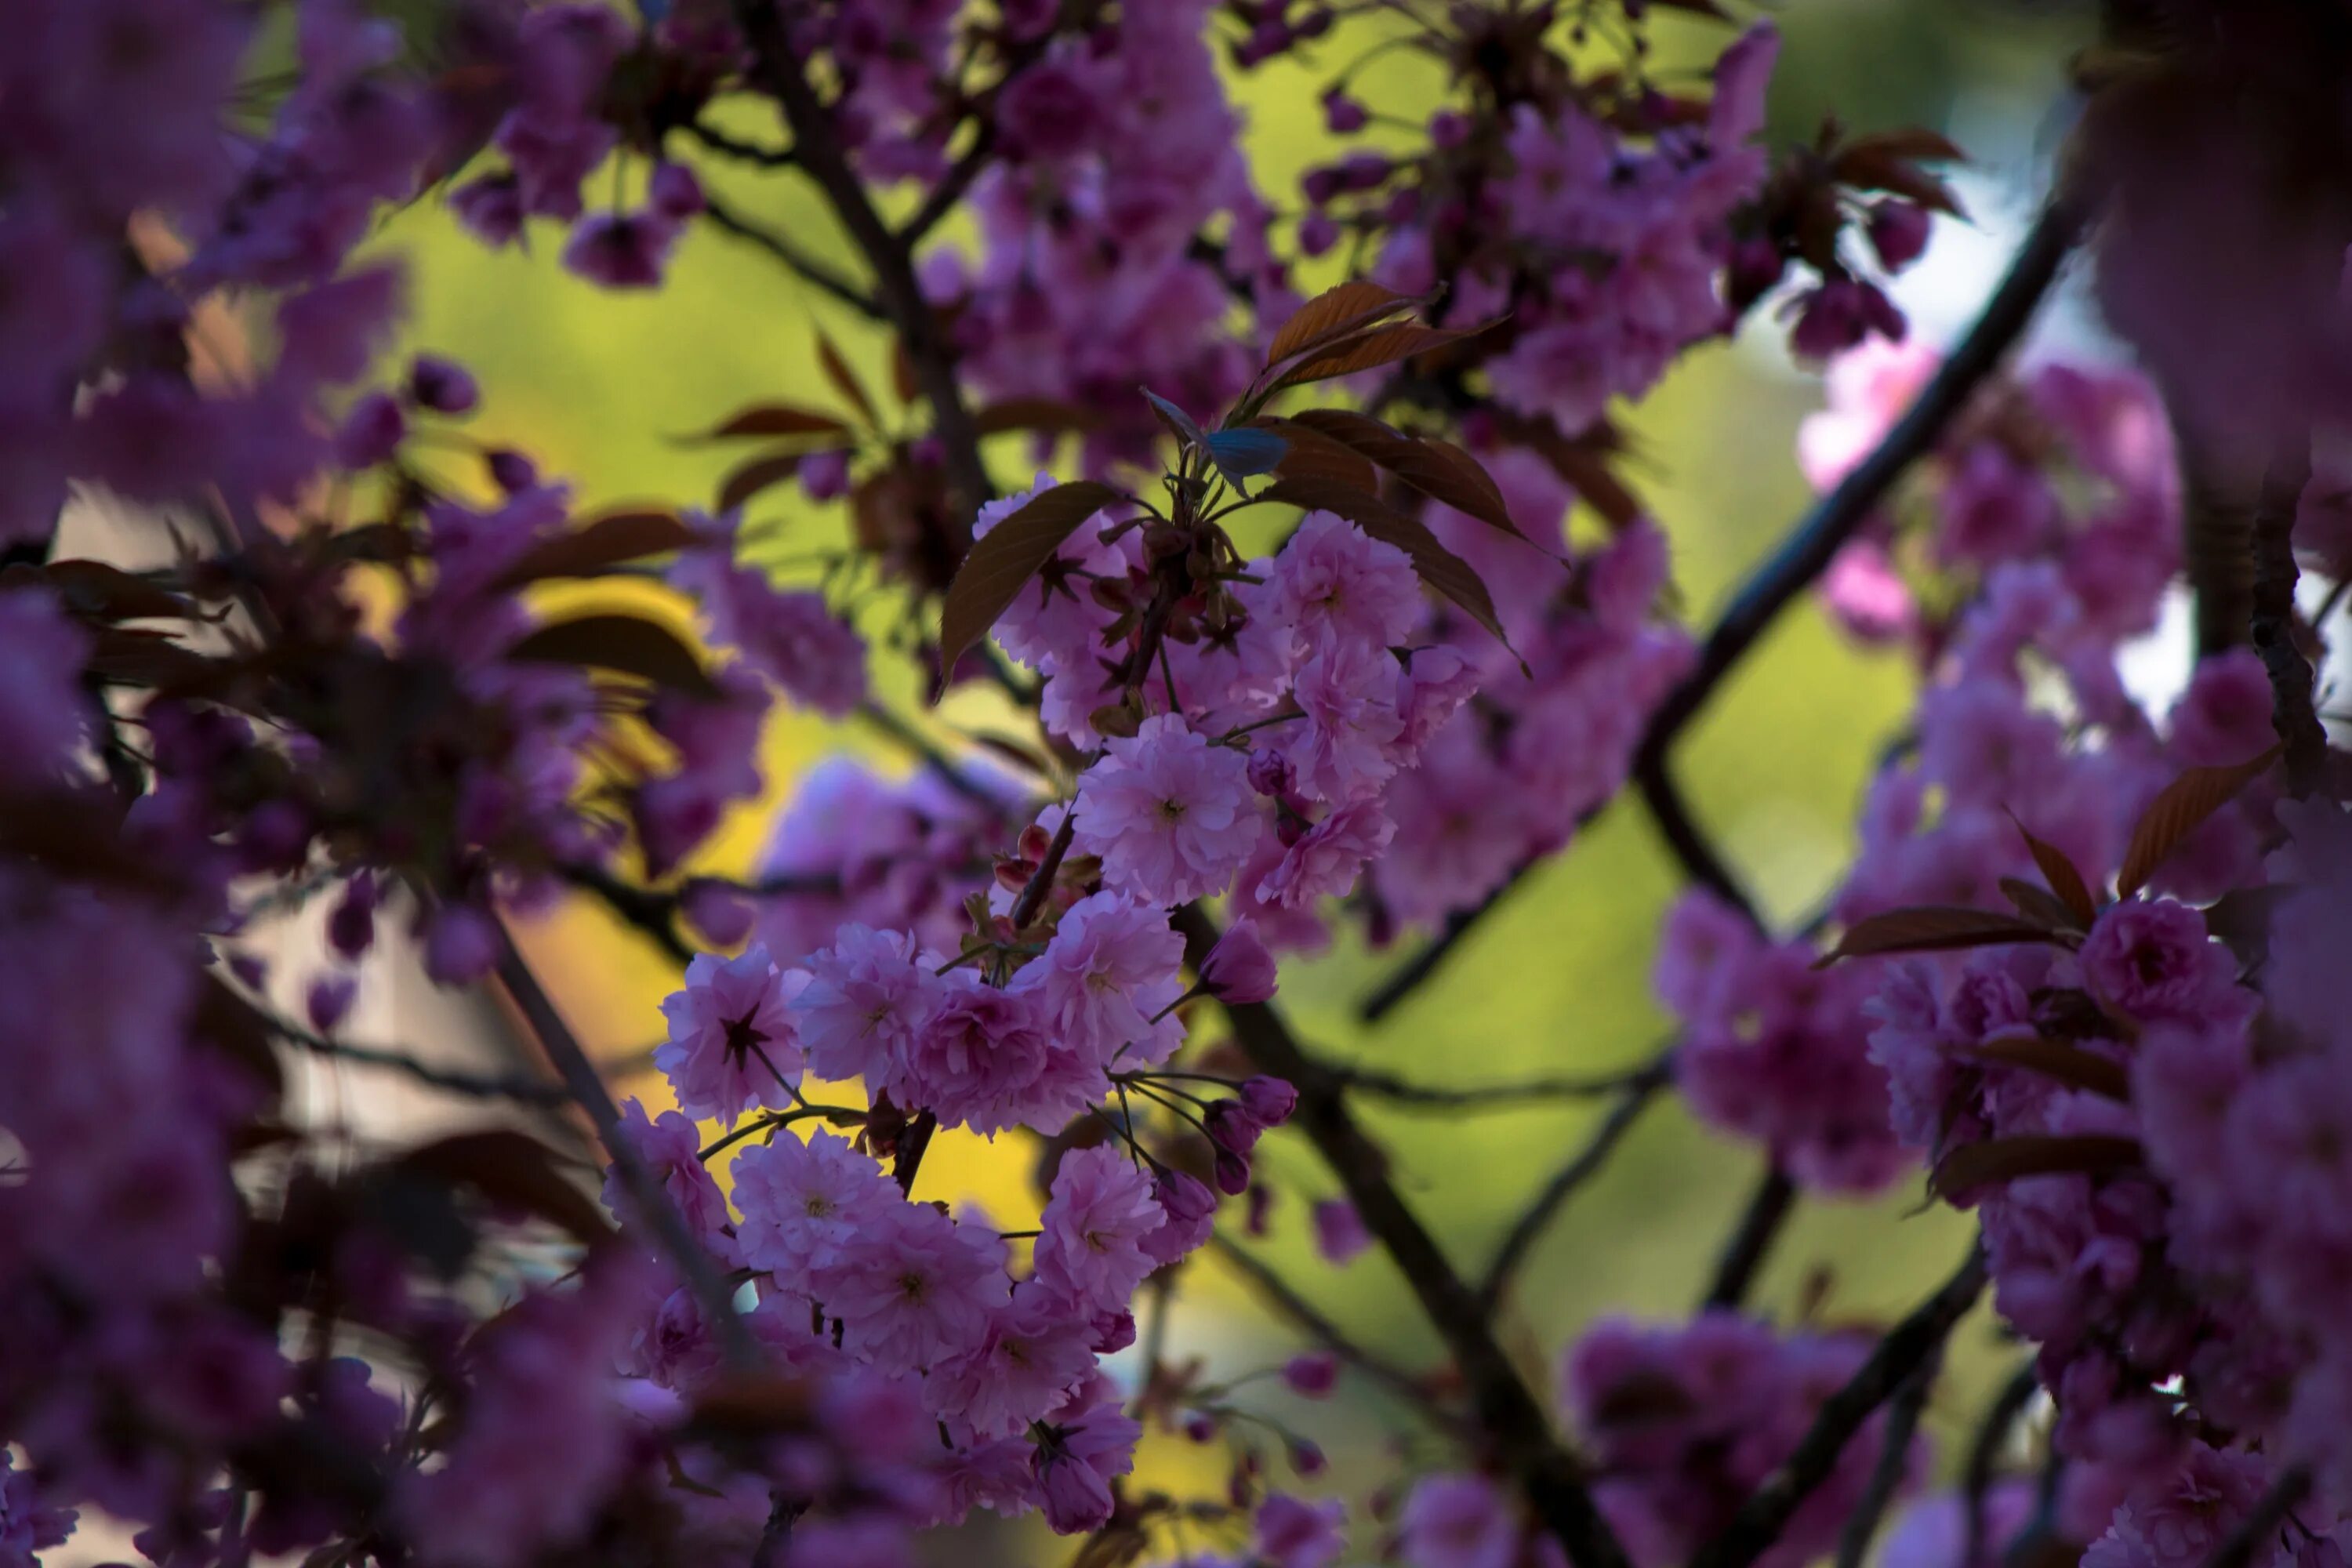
[
  {"left": 2249, "top": 432, "right": 2326, "bottom": 796},
  {"left": 560, "top": 861, "right": 695, "bottom": 964},
  {"left": 1337, "top": 1058, "right": 1668, "bottom": 1112},
  {"left": 685, "top": 117, "right": 795, "bottom": 168},
  {"left": 1206, "top": 1234, "right": 1457, "bottom": 1432},
  {"left": 1833, "top": 1352, "right": 1939, "bottom": 1568},
  {"left": 1479, "top": 1062, "right": 1673, "bottom": 1311},
  {"left": 493, "top": 935, "right": 760, "bottom": 1368},
  {"left": 1635, "top": 751, "right": 1761, "bottom": 927},
  {"left": 1689, "top": 1244, "right": 1989, "bottom": 1568},
  {"left": 270, "top": 1017, "right": 570, "bottom": 1105},
  {"left": 1701, "top": 1165, "right": 1797, "bottom": 1311},
  {"left": 858, "top": 700, "right": 993, "bottom": 803},
  {"left": 730, "top": 0, "right": 993, "bottom": 526},
  {"left": 697, "top": 191, "right": 883, "bottom": 321},
  {"left": 1171, "top": 903, "right": 1636, "bottom": 1568}
]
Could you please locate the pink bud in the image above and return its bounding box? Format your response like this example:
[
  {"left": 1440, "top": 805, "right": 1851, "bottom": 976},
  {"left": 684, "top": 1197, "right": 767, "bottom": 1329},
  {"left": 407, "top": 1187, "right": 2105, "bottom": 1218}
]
[
  {"left": 1312, "top": 1199, "right": 1372, "bottom": 1265},
  {"left": 423, "top": 903, "right": 502, "bottom": 985},
  {"left": 1239, "top": 1074, "right": 1297, "bottom": 1125},
  {"left": 1282, "top": 1352, "right": 1340, "bottom": 1398},
  {"left": 307, "top": 973, "right": 357, "bottom": 1034},
  {"left": 1867, "top": 200, "right": 1932, "bottom": 272},
  {"left": 1288, "top": 1439, "right": 1327, "bottom": 1477},
  {"left": 408, "top": 354, "right": 479, "bottom": 415},
  {"left": 1203, "top": 921, "right": 1280, "bottom": 1004}
]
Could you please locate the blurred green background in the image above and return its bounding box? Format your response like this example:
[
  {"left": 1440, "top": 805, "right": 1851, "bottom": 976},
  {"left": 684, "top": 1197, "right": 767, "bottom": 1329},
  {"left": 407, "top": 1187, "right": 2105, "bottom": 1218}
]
[{"left": 372, "top": 0, "right": 2106, "bottom": 1551}]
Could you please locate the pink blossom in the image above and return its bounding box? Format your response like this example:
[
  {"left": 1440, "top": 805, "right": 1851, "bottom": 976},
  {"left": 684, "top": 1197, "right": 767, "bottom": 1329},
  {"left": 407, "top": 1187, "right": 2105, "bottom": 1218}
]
[
  {"left": 1257, "top": 1494, "right": 1346, "bottom": 1568},
  {"left": 1142, "top": 1168, "right": 1219, "bottom": 1266},
  {"left": 1399, "top": 1473, "right": 1524, "bottom": 1568},
  {"left": 601, "top": 1098, "right": 735, "bottom": 1261},
  {"left": 1256, "top": 800, "right": 1396, "bottom": 909},
  {"left": 1010, "top": 893, "right": 1187, "bottom": 1065},
  {"left": 1269, "top": 510, "right": 1425, "bottom": 658},
  {"left": 1072, "top": 715, "right": 1260, "bottom": 905},
  {"left": 1281, "top": 641, "right": 1404, "bottom": 804},
  {"left": 655, "top": 945, "right": 806, "bottom": 1121},
  {"left": 1200, "top": 918, "right": 1279, "bottom": 1004},
  {"left": 924, "top": 1283, "right": 1096, "bottom": 1439},
  {"left": 791, "top": 925, "right": 942, "bottom": 1088},
  {"left": 731, "top": 1127, "right": 899, "bottom": 1283},
  {"left": 1032, "top": 1392, "right": 1140, "bottom": 1536},
  {"left": 1033, "top": 1145, "right": 1165, "bottom": 1316},
  {"left": 1312, "top": 1199, "right": 1371, "bottom": 1265},
  {"left": 2078, "top": 900, "right": 2240, "bottom": 1027},
  {"left": 815, "top": 1200, "right": 1009, "bottom": 1375},
  {"left": 899, "top": 972, "right": 1103, "bottom": 1136}
]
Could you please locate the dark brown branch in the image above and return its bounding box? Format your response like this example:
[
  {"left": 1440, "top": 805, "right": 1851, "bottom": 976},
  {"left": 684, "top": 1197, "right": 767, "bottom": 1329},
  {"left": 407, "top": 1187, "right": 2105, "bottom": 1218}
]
[
  {"left": 2249, "top": 434, "right": 2326, "bottom": 796},
  {"left": 684, "top": 117, "right": 795, "bottom": 168},
  {"left": 494, "top": 938, "right": 760, "bottom": 1367},
  {"left": 1833, "top": 1352, "right": 1939, "bottom": 1568},
  {"left": 1360, "top": 861, "right": 1536, "bottom": 1022},
  {"left": 1170, "top": 902, "right": 1635, "bottom": 1568},
  {"left": 560, "top": 862, "right": 695, "bottom": 964},
  {"left": 1962, "top": 1360, "right": 2044, "bottom": 1568},
  {"left": 729, "top": 0, "right": 993, "bottom": 528},
  {"left": 1701, "top": 1165, "right": 1797, "bottom": 1311},
  {"left": 1206, "top": 1233, "right": 1461, "bottom": 1432},
  {"left": 1635, "top": 752, "right": 1761, "bottom": 927},
  {"left": 269, "top": 1017, "right": 570, "bottom": 1105},
  {"left": 1339, "top": 1058, "right": 1668, "bottom": 1113},
  {"left": 1359, "top": 200, "right": 2084, "bottom": 1021},
  {"left": 1689, "top": 1244, "right": 1988, "bottom": 1568},
  {"left": 1479, "top": 1062, "right": 1674, "bottom": 1311},
  {"left": 697, "top": 191, "right": 884, "bottom": 321}
]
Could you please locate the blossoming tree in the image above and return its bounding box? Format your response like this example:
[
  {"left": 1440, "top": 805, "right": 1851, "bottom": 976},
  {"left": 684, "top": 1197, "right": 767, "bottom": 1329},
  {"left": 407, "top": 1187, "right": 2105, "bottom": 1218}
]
[{"left": 3, "top": 3, "right": 2350, "bottom": 1568}]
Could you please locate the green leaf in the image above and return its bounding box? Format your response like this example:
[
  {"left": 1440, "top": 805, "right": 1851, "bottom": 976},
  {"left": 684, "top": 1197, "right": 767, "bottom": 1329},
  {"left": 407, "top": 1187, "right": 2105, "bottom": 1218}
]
[
  {"left": 1255, "top": 476, "right": 1510, "bottom": 649},
  {"left": 510, "top": 612, "right": 717, "bottom": 698},
  {"left": 937, "top": 480, "right": 1125, "bottom": 676}
]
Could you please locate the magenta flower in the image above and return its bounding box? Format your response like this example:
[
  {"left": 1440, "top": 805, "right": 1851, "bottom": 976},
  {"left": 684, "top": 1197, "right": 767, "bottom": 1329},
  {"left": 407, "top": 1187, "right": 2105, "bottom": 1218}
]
[
  {"left": 1200, "top": 917, "right": 1279, "bottom": 1004},
  {"left": 731, "top": 1127, "right": 897, "bottom": 1283},
  {"left": 815, "top": 1200, "right": 1008, "bottom": 1376},
  {"left": 1398, "top": 1473, "right": 1523, "bottom": 1568},
  {"left": 655, "top": 944, "right": 805, "bottom": 1121},
  {"left": 600, "top": 1098, "right": 735, "bottom": 1262},
  {"left": 1031, "top": 1394, "right": 1140, "bottom": 1536},
  {"left": 924, "top": 1283, "right": 1097, "bottom": 1440},
  {"left": 1010, "top": 893, "right": 1187, "bottom": 1065},
  {"left": 1033, "top": 1145, "right": 1165, "bottom": 1316},
  {"left": 899, "top": 972, "right": 1102, "bottom": 1136},
  {"left": 1072, "top": 714, "right": 1260, "bottom": 906},
  {"left": 791, "top": 924, "right": 942, "bottom": 1088},
  {"left": 2080, "top": 899, "right": 2240, "bottom": 1026},
  {"left": 1256, "top": 801, "right": 1395, "bottom": 909},
  {"left": 1258, "top": 1494, "right": 1346, "bottom": 1568},
  {"left": 1270, "top": 510, "right": 1425, "bottom": 659}
]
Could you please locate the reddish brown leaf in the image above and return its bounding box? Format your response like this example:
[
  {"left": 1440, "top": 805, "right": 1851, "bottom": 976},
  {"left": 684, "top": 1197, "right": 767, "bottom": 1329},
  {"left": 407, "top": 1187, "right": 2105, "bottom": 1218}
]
[
  {"left": 510, "top": 612, "right": 718, "bottom": 698},
  {"left": 688, "top": 402, "right": 852, "bottom": 441},
  {"left": 86, "top": 626, "right": 219, "bottom": 689},
  {"left": 2116, "top": 747, "right": 2281, "bottom": 899},
  {"left": 974, "top": 399, "right": 1103, "bottom": 437},
  {"left": 1248, "top": 416, "right": 1379, "bottom": 493},
  {"left": 193, "top": 975, "right": 285, "bottom": 1102},
  {"left": 1998, "top": 877, "right": 2083, "bottom": 933},
  {"left": 1955, "top": 1036, "right": 2130, "bottom": 1101},
  {"left": 1255, "top": 477, "right": 1509, "bottom": 648},
  {"left": 1494, "top": 412, "right": 1647, "bottom": 532},
  {"left": 1831, "top": 146, "right": 1967, "bottom": 217},
  {"left": 1273, "top": 319, "right": 1497, "bottom": 390},
  {"left": 2202, "top": 884, "right": 2290, "bottom": 967},
  {"left": 815, "top": 328, "right": 880, "bottom": 426},
  {"left": 937, "top": 480, "right": 1125, "bottom": 675},
  {"left": 487, "top": 510, "right": 700, "bottom": 591},
  {"left": 2007, "top": 813, "right": 2098, "bottom": 927},
  {"left": 691, "top": 1375, "right": 815, "bottom": 1439},
  {"left": 717, "top": 451, "right": 804, "bottom": 514},
  {"left": 1286, "top": 409, "right": 1534, "bottom": 546},
  {"left": 396, "top": 1130, "right": 614, "bottom": 1245},
  {"left": 1929, "top": 1134, "right": 2144, "bottom": 1201},
  {"left": 1818, "top": 905, "right": 2066, "bottom": 966},
  {"left": 1264, "top": 280, "right": 1419, "bottom": 368}
]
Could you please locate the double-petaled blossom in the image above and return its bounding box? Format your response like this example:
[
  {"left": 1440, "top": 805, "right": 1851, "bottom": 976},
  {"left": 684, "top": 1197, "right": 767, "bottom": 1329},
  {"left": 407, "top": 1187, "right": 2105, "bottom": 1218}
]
[
  {"left": 655, "top": 946, "right": 807, "bottom": 1121},
  {"left": 1072, "top": 715, "right": 1260, "bottom": 906}
]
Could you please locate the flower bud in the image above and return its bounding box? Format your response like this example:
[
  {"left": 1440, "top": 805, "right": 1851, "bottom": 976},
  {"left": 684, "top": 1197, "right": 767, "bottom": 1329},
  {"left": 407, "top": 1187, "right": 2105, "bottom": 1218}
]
[
  {"left": 1282, "top": 1352, "right": 1340, "bottom": 1399},
  {"left": 1238, "top": 1074, "right": 1296, "bottom": 1126},
  {"left": 1203, "top": 921, "right": 1279, "bottom": 1004}
]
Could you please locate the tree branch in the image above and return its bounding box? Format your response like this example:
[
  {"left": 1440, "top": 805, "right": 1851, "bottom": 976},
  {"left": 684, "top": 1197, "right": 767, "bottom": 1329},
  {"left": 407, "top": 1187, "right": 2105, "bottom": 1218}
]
[
  {"left": 1700, "top": 1164, "right": 1797, "bottom": 1311},
  {"left": 1833, "top": 1352, "right": 1938, "bottom": 1568},
  {"left": 1337, "top": 1057, "right": 1669, "bottom": 1113},
  {"left": 493, "top": 935, "right": 760, "bottom": 1367},
  {"left": 1479, "top": 1062, "right": 1674, "bottom": 1312},
  {"left": 697, "top": 191, "right": 884, "bottom": 321},
  {"left": 2249, "top": 433, "right": 2326, "bottom": 796},
  {"left": 1962, "top": 1360, "right": 2045, "bottom": 1568},
  {"left": 1359, "top": 199, "right": 2084, "bottom": 1020},
  {"left": 1635, "top": 752, "right": 1761, "bottom": 927},
  {"left": 1170, "top": 902, "right": 1635, "bottom": 1568},
  {"left": 1689, "top": 1244, "right": 1988, "bottom": 1568},
  {"left": 268, "top": 1015, "right": 570, "bottom": 1105},
  {"left": 1206, "top": 1233, "right": 1461, "bottom": 1432},
  {"left": 2197, "top": 1467, "right": 2310, "bottom": 1568},
  {"left": 728, "top": 0, "right": 993, "bottom": 528}
]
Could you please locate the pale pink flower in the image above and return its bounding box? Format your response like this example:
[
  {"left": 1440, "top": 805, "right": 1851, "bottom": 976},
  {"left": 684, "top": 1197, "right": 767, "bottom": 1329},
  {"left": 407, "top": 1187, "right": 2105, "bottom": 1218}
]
[
  {"left": 731, "top": 1127, "right": 898, "bottom": 1283},
  {"left": 1282, "top": 641, "right": 1404, "bottom": 804},
  {"left": 790, "top": 925, "right": 942, "bottom": 1087},
  {"left": 1033, "top": 1145, "right": 1165, "bottom": 1316},
  {"left": 655, "top": 945, "right": 804, "bottom": 1121},
  {"left": 899, "top": 972, "right": 1103, "bottom": 1136},
  {"left": 815, "top": 1200, "right": 1008, "bottom": 1375},
  {"left": 1256, "top": 801, "right": 1395, "bottom": 909},
  {"left": 924, "top": 1283, "right": 1097, "bottom": 1439},
  {"left": 1269, "top": 510, "right": 1425, "bottom": 657},
  {"left": 1010, "top": 892, "right": 1186, "bottom": 1065},
  {"left": 1258, "top": 1494, "right": 1346, "bottom": 1568},
  {"left": 1072, "top": 715, "right": 1259, "bottom": 906},
  {"left": 1399, "top": 1473, "right": 1523, "bottom": 1568}
]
